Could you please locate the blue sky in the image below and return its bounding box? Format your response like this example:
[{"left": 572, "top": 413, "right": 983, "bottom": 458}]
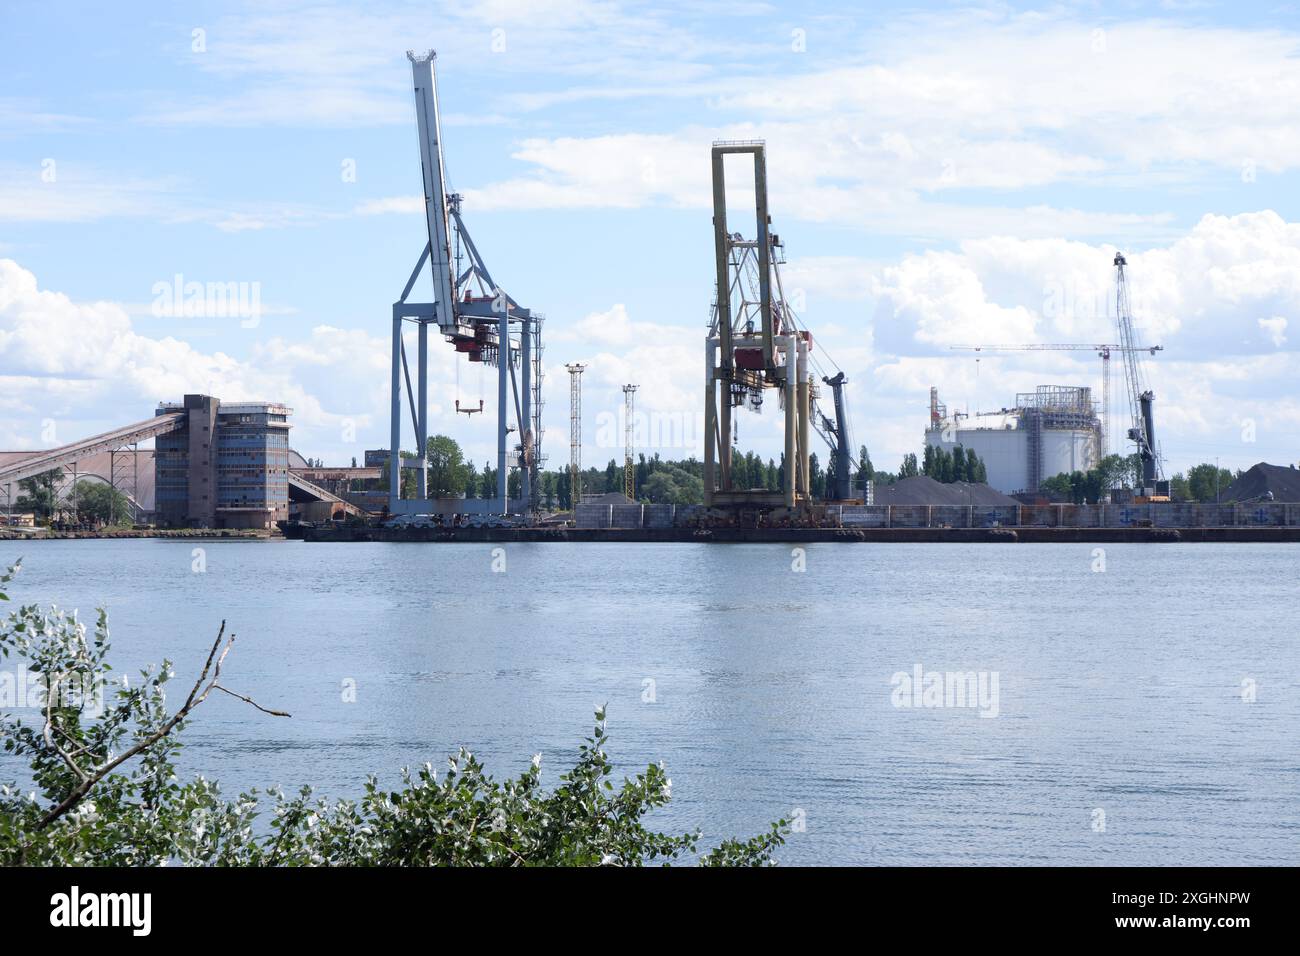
[{"left": 2, "top": 0, "right": 1299, "bottom": 476}]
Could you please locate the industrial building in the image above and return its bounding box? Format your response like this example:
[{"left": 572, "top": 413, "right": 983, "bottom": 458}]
[
  {"left": 155, "top": 395, "right": 292, "bottom": 529},
  {"left": 925, "top": 385, "right": 1102, "bottom": 495}
]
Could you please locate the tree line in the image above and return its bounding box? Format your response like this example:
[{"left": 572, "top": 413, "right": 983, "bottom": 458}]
[
  {"left": 1041, "top": 455, "right": 1243, "bottom": 504},
  {"left": 378, "top": 435, "right": 1005, "bottom": 509},
  {"left": 11, "top": 469, "right": 132, "bottom": 527}
]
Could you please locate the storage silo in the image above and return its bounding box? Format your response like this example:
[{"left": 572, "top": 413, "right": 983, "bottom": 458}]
[{"left": 924, "top": 386, "right": 1102, "bottom": 494}]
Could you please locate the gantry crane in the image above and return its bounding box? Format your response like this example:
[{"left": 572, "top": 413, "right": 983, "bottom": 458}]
[
  {"left": 704, "top": 140, "right": 865, "bottom": 511},
  {"left": 950, "top": 341, "right": 1162, "bottom": 457},
  {"left": 705, "top": 140, "right": 809, "bottom": 510},
  {"left": 388, "top": 50, "right": 543, "bottom": 517}
]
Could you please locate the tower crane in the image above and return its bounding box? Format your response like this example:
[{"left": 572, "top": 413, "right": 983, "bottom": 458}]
[{"left": 949, "top": 341, "right": 1162, "bottom": 457}]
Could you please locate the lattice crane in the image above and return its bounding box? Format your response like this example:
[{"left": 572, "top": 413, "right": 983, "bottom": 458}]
[{"left": 1113, "top": 252, "right": 1167, "bottom": 500}]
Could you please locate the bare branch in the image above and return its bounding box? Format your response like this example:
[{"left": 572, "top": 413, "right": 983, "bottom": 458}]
[
  {"left": 35, "top": 621, "right": 287, "bottom": 831},
  {"left": 212, "top": 684, "right": 291, "bottom": 718}
]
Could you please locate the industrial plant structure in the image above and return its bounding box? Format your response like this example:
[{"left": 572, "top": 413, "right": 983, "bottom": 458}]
[
  {"left": 154, "top": 395, "right": 292, "bottom": 529},
  {"left": 936, "top": 252, "right": 1168, "bottom": 498},
  {"left": 925, "top": 385, "right": 1102, "bottom": 495}
]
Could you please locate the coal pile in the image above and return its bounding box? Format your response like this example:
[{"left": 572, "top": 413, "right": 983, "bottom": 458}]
[
  {"left": 872, "top": 476, "right": 1021, "bottom": 507},
  {"left": 1222, "top": 462, "right": 1300, "bottom": 502}
]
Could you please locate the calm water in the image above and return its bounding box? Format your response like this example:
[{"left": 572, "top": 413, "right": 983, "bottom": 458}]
[{"left": 2, "top": 539, "right": 1297, "bottom": 865}]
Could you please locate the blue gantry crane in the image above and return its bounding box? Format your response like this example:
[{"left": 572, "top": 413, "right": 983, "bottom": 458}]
[{"left": 388, "top": 50, "right": 543, "bottom": 517}]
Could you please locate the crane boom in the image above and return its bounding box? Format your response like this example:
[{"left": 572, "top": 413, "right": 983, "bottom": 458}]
[
  {"left": 818, "top": 372, "right": 854, "bottom": 500},
  {"left": 408, "top": 50, "right": 457, "bottom": 331},
  {"left": 1113, "top": 253, "right": 1165, "bottom": 495}
]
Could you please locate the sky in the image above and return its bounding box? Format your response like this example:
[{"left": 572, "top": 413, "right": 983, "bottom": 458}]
[{"left": 2, "top": 0, "right": 1299, "bottom": 477}]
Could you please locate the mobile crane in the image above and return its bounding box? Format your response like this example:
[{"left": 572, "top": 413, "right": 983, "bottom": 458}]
[{"left": 1114, "top": 252, "right": 1170, "bottom": 502}]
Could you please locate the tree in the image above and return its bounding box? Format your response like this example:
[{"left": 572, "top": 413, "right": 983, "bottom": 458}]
[
  {"left": 951, "top": 444, "right": 967, "bottom": 483},
  {"left": 0, "top": 561, "right": 787, "bottom": 867},
  {"left": 72, "top": 480, "right": 131, "bottom": 526},
  {"left": 1186, "top": 462, "right": 1235, "bottom": 503},
  {"left": 16, "top": 468, "right": 61, "bottom": 519},
  {"left": 641, "top": 466, "right": 703, "bottom": 505},
  {"left": 540, "top": 470, "right": 557, "bottom": 509},
  {"left": 899, "top": 453, "right": 919, "bottom": 478},
  {"left": 557, "top": 469, "right": 572, "bottom": 511},
  {"left": 1040, "top": 472, "right": 1074, "bottom": 500},
  {"left": 635, "top": 453, "right": 649, "bottom": 493},
  {"left": 936, "top": 449, "right": 953, "bottom": 483},
  {"left": 731, "top": 446, "right": 750, "bottom": 490},
  {"left": 425, "top": 435, "right": 470, "bottom": 499},
  {"left": 1170, "top": 473, "right": 1191, "bottom": 501},
  {"left": 808, "top": 452, "right": 824, "bottom": 498},
  {"left": 858, "top": 445, "right": 874, "bottom": 484}
]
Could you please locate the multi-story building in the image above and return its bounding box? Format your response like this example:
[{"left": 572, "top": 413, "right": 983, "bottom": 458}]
[{"left": 155, "top": 395, "right": 291, "bottom": 529}]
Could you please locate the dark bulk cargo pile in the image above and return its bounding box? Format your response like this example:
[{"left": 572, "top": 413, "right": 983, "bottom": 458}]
[
  {"left": 1223, "top": 462, "right": 1300, "bottom": 502},
  {"left": 871, "top": 476, "right": 1021, "bottom": 507}
]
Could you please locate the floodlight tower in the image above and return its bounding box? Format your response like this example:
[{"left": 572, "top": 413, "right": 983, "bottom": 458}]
[
  {"left": 566, "top": 363, "right": 586, "bottom": 509},
  {"left": 622, "top": 384, "right": 637, "bottom": 499},
  {"left": 388, "top": 50, "right": 542, "bottom": 517}
]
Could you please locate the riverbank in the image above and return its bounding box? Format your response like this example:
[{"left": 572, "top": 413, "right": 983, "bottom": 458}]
[
  {"left": 299, "top": 524, "right": 1300, "bottom": 543},
  {"left": 0, "top": 528, "right": 275, "bottom": 541}
]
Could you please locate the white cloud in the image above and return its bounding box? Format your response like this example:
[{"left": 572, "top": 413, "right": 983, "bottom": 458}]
[
  {"left": 0, "top": 259, "right": 396, "bottom": 456},
  {"left": 858, "top": 211, "right": 1300, "bottom": 472},
  {"left": 453, "top": 15, "right": 1300, "bottom": 239},
  {"left": 1258, "top": 316, "right": 1288, "bottom": 348},
  {"left": 133, "top": 0, "right": 729, "bottom": 129}
]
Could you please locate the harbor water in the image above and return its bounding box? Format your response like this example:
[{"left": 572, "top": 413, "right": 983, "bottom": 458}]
[{"left": 2, "top": 539, "right": 1297, "bottom": 865}]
